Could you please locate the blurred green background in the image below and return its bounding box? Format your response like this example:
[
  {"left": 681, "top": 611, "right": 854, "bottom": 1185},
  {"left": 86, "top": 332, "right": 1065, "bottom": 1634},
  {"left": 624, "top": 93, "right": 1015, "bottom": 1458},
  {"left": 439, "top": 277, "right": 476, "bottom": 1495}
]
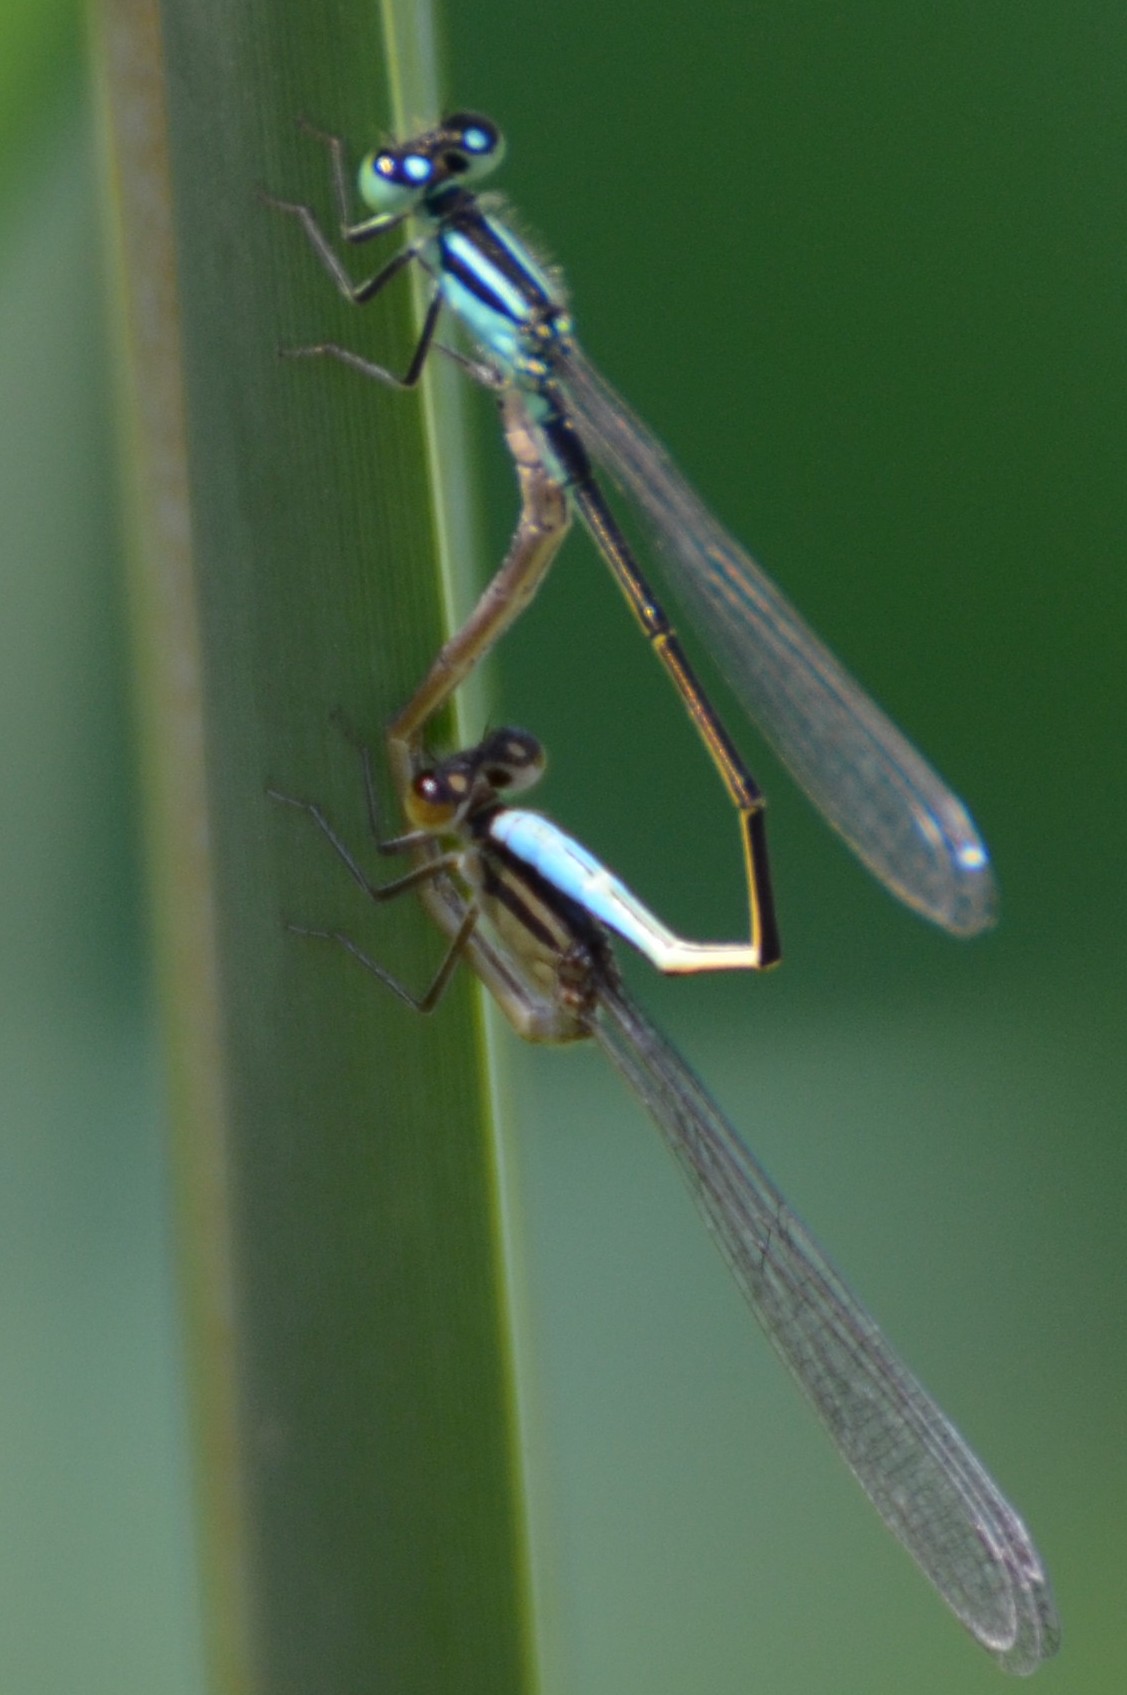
[{"left": 4, "top": 2, "right": 1125, "bottom": 1692}]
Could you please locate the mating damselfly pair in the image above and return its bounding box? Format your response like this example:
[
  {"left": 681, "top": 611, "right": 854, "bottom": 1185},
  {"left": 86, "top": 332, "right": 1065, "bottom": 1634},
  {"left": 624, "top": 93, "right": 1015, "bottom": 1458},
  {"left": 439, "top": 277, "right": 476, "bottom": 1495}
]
[{"left": 266, "top": 112, "right": 1058, "bottom": 1672}]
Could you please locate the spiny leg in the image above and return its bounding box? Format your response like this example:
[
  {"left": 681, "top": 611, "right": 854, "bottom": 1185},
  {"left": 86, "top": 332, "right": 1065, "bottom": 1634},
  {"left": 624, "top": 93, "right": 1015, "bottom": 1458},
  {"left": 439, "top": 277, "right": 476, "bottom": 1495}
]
[
  {"left": 259, "top": 180, "right": 417, "bottom": 296},
  {"left": 287, "top": 904, "right": 480, "bottom": 1015},
  {"left": 267, "top": 787, "right": 457, "bottom": 902},
  {"left": 278, "top": 278, "right": 440, "bottom": 396},
  {"left": 293, "top": 119, "right": 362, "bottom": 236}
]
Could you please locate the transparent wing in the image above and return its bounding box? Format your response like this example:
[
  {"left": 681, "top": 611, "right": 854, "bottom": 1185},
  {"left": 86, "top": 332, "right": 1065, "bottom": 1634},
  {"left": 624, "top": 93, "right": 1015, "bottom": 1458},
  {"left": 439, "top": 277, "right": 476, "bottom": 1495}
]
[
  {"left": 564, "top": 352, "right": 996, "bottom": 936},
  {"left": 593, "top": 981, "right": 1059, "bottom": 1673}
]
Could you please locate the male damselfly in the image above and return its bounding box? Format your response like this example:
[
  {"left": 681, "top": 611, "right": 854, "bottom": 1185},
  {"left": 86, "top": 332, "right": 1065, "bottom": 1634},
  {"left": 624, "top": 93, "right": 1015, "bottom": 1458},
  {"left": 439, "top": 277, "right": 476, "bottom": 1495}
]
[{"left": 266, "top": 112, "right": 996, "bottom": 965}]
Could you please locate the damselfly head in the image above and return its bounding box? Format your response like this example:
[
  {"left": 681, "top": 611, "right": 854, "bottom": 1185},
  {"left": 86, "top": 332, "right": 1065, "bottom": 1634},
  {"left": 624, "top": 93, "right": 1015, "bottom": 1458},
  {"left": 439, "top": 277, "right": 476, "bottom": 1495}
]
[
  {"left": 404, "top": 727, "right": 545, "bottom": 833},
  {"left": 358, "top": 112, "right": 505, "bottom": 215}
]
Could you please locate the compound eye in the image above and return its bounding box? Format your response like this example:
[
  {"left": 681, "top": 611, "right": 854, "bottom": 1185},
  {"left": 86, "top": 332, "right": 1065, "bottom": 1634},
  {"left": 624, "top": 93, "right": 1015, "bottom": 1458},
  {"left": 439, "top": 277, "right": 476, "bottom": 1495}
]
[
  {"left": 357, "top": 146, "right": 434, "bottom": 213},
  {"left": 443, "top": 111, "right": 505, "bottom": 180},
  {"left": 406, "top": 769, "right": 459, "bottom": 830},
  {"left": 482, "top": 728, "right": 545, "bottom": 794}
]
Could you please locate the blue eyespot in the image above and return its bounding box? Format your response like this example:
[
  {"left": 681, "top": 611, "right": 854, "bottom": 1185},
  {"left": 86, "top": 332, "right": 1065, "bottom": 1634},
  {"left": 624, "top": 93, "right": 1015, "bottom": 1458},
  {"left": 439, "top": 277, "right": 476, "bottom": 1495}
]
[
  {"left": 442, "top": 112, "right": 506, "bottom": 181},
  {"left": 358, "top": 148, "right": 428, "bottom": 214}
]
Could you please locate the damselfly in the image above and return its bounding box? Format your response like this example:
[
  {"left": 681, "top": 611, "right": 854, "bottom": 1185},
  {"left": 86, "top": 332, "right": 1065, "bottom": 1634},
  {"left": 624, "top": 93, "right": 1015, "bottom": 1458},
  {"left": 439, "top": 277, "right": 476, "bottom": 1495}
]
[
  {"left": 266, "top": 112, "right": 997, "bottom": 960},
  {"left": 270, "top": 723, "right": 1057, "bottom": 1674}
]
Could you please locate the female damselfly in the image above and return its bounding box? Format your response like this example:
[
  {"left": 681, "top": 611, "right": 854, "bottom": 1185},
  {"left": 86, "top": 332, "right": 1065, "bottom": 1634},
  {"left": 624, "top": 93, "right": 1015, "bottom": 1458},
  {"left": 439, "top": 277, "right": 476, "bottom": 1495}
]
[{"left": 271, "top": 720, "right": 1056, "bottom": 1674}]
